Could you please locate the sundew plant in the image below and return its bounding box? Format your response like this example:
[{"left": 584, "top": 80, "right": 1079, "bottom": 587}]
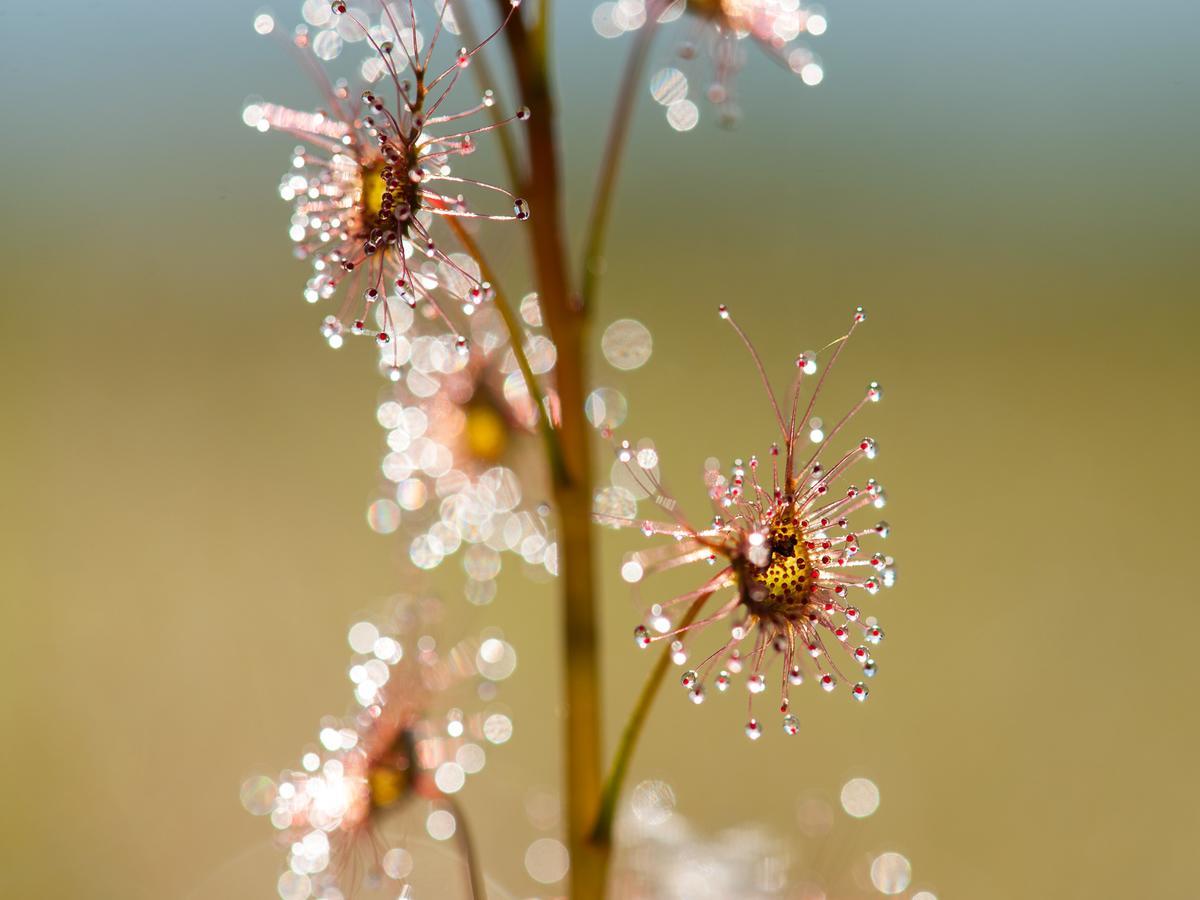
[{"left": 242, "top": 1, "right": 916, "bottom": 897}]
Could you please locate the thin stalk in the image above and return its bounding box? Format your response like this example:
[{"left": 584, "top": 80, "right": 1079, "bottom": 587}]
[
  {"left": 445, "top": 794, "right": 487, "bottom": 900},
  {"left": 590, "top": 591, "right": 711, "bottom": 846},
  {"left": 579, "top": 9, "right": 660, "bottom": 309},
  {"left": 449, "top": 0, "right": 524, "bottom": 188},
  {"left": 494, "top": 3, "right": 607, "bottom": 897},
  {"left": 443, "top": 215, "right": 564, "bottom": 478}
]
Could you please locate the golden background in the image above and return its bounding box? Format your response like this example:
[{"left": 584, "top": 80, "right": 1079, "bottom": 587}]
[{"left": 3, "top": 0, "right": 1198, "bottom": 897}]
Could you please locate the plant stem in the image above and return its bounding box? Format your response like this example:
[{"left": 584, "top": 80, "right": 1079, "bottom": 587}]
[
  {"left": 445, "top": 794, "right": 487, "bottom": 900},
  {"left": 495, "top": 3, "right": 607, "bottom": 897},
  {"left": 590, "top": 591, "right": 710, "bottom": 846},
  {"left": 443, "top": 216, "right": 563, "bottom": 478},
  {"left": 579, "top": 9, "right": 660, "bottom": 309}
]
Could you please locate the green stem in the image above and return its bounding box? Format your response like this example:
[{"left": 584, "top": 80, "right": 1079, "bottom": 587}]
[
  {"left": 590, "top": 591, "right": 711, "bottom": 845},
  {"left": 579, "top": 10, "right": 660, "bottom": 309}
]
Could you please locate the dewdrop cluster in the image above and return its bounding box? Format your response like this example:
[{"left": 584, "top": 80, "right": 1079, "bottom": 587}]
[{"left": 593, "top": 0, "right": 827, "bottom": 129}]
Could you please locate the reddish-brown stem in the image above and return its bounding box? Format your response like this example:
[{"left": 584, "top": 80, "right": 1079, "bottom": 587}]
[{"left": 495, "top": 3, "right": 607, "bottom": 897}]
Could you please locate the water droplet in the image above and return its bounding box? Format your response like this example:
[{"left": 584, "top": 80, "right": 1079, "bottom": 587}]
[
  {"left": 649, "top": 67, "right": 688, "bottom": 105},
  {"left": 631, "top": 779, "right": 676, "bottom": 825},
  {"left": 782, "top": 714, "right": 800, "bottom": 735},
  {"left": 870, "top": 852, "right": 912, "bottom": 895},
  {"left": 666, "top": 98, "right": 699, "bottom": 131},
  {"left": 524, "top": 838, "right": 569, "bottom": 884},
  {"left": 840, "top": 777, "right": 880, "bottom": 817},
  {"left": 601, "top": 318, "right": 653, "bottom": 371}
]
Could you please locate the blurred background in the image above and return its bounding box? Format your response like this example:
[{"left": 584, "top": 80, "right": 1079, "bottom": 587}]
[{"left": 3, "top": 0, "right": 1199, "bottom": 897}]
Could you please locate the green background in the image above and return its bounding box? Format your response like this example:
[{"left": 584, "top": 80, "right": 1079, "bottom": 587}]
[{"left": 3, "top": 0, "right": 1199, "bottom": 897}]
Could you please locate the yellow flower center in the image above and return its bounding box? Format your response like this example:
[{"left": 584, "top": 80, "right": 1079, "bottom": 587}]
[
  {"left": 756, "top": 519, "right": 817, "bottom": 608},
  {"left": 368, "top": 764, "right": 408, "bottom": 810},
  {"left": 465, "top": 400, "right": 509, "bottom": 463},
  {"left": 361, "top": 161, "right": 388, "bottom": 221}
]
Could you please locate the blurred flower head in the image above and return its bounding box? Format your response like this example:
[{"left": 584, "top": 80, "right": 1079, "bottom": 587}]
[
  {"left": 241, "top": 596, "right": 518, "bottom": 898},
  {"left": 368, "top": 301, "right": 559, "bottom": 586},
  {"left": 593, "top": 0, "right": 827, "bottom": 129},
  {"left": 613, "top": 775, "right": 935, "bottom": 899},
  {"left": 601, "top": 306, "right": 894, "bottom": 739},
  {"left": 244, "top": 0, "right": 528, "bottom": 370}
]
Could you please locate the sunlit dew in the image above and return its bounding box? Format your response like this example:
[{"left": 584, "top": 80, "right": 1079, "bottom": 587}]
[
  {"left": 435, "top": 761, "right": 466, "bottom": 794},
  {"left": 477, "top": 638, "right": 517, "bottom": 681},
  {"left": 483, "top": 712, "right": 513, "bottom": 744},
  {"left": 381, "top": 847, "right": 413, "bottom": 880},
  {"left": 912, "top": 893, "right": 938, "bottom": 900},
  {"left": 800, "top": 62, "right": 825, "bottom": 86},
  {"left": 601, "top": 318, "right": 653, "bottom": 370},
  {"left": 312, "top": 29, "right": 343, "bottom": 61},
  {"left": 807, "top": 13, "right": 828, "bottom": 36},
  {"left": 870, "top": 852, "right": 912, "bottom": 895},
  {"left": 519, "top": 292, "right": 543, "bottom": 327},
  {"left": 366, "top": 498, "right": 401, "bottom": 534},
  {"left": 585, "top": 386, "right": 629, "bottom": 430},
  {"left": 666, "top": 98, "right": 700, "bottom": 131},
  {"left": 396, "top": 478, "right": 428, "bottom": 511},
  {"left": 650, "top": 67, "right": 689, "bottom": 105},
  {"left": 277, "top": 871, "right": 311, "bottom": 900},
  {"left": 593, "top": 2, "right": 622, "bottom": 38},
  {"left": 631, "top": 779, "right": 676, "bottom": 825},
  {"left": 808, "top": 416, "right": 825, "bottom": 443},
  {"left": 426, "top": 809, "right": 457, "bottom": 841},
  {"left": 456, "top": 743, "right": 486, "bottom": 774},
  {"left": 839, "top": 777, "right": 880, "bottom": 818},
  {"left": 253, "top": 13, "right": 275, "bottom": 34},
  {"left": 347, "top": 621, "right": 379, "bottom": 654},
  {"left": 525, "top": 838, "right": 570, "bottom": 885},
  {"left": 594, "top": 484, "right": 639, "bottom": 520},
  {"left": 240, "top": 775, "right": 276, "bottom": 815}
]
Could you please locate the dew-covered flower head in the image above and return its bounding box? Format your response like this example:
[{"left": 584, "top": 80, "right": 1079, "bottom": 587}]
[
  {"left": 244, "top": 1, "right": 528, "bottom": 372},
  {"left": 600, "top": 306, "right": 895, "bottom": 739},
  {"left": 242, "top": 596, "right": 518, "bottom": 897},
  {"left": 594, "top": 0, "right": 827, "bottom": 129},
  {"left": 368, "top": 300, "right": 559, "bottom": 587}
]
